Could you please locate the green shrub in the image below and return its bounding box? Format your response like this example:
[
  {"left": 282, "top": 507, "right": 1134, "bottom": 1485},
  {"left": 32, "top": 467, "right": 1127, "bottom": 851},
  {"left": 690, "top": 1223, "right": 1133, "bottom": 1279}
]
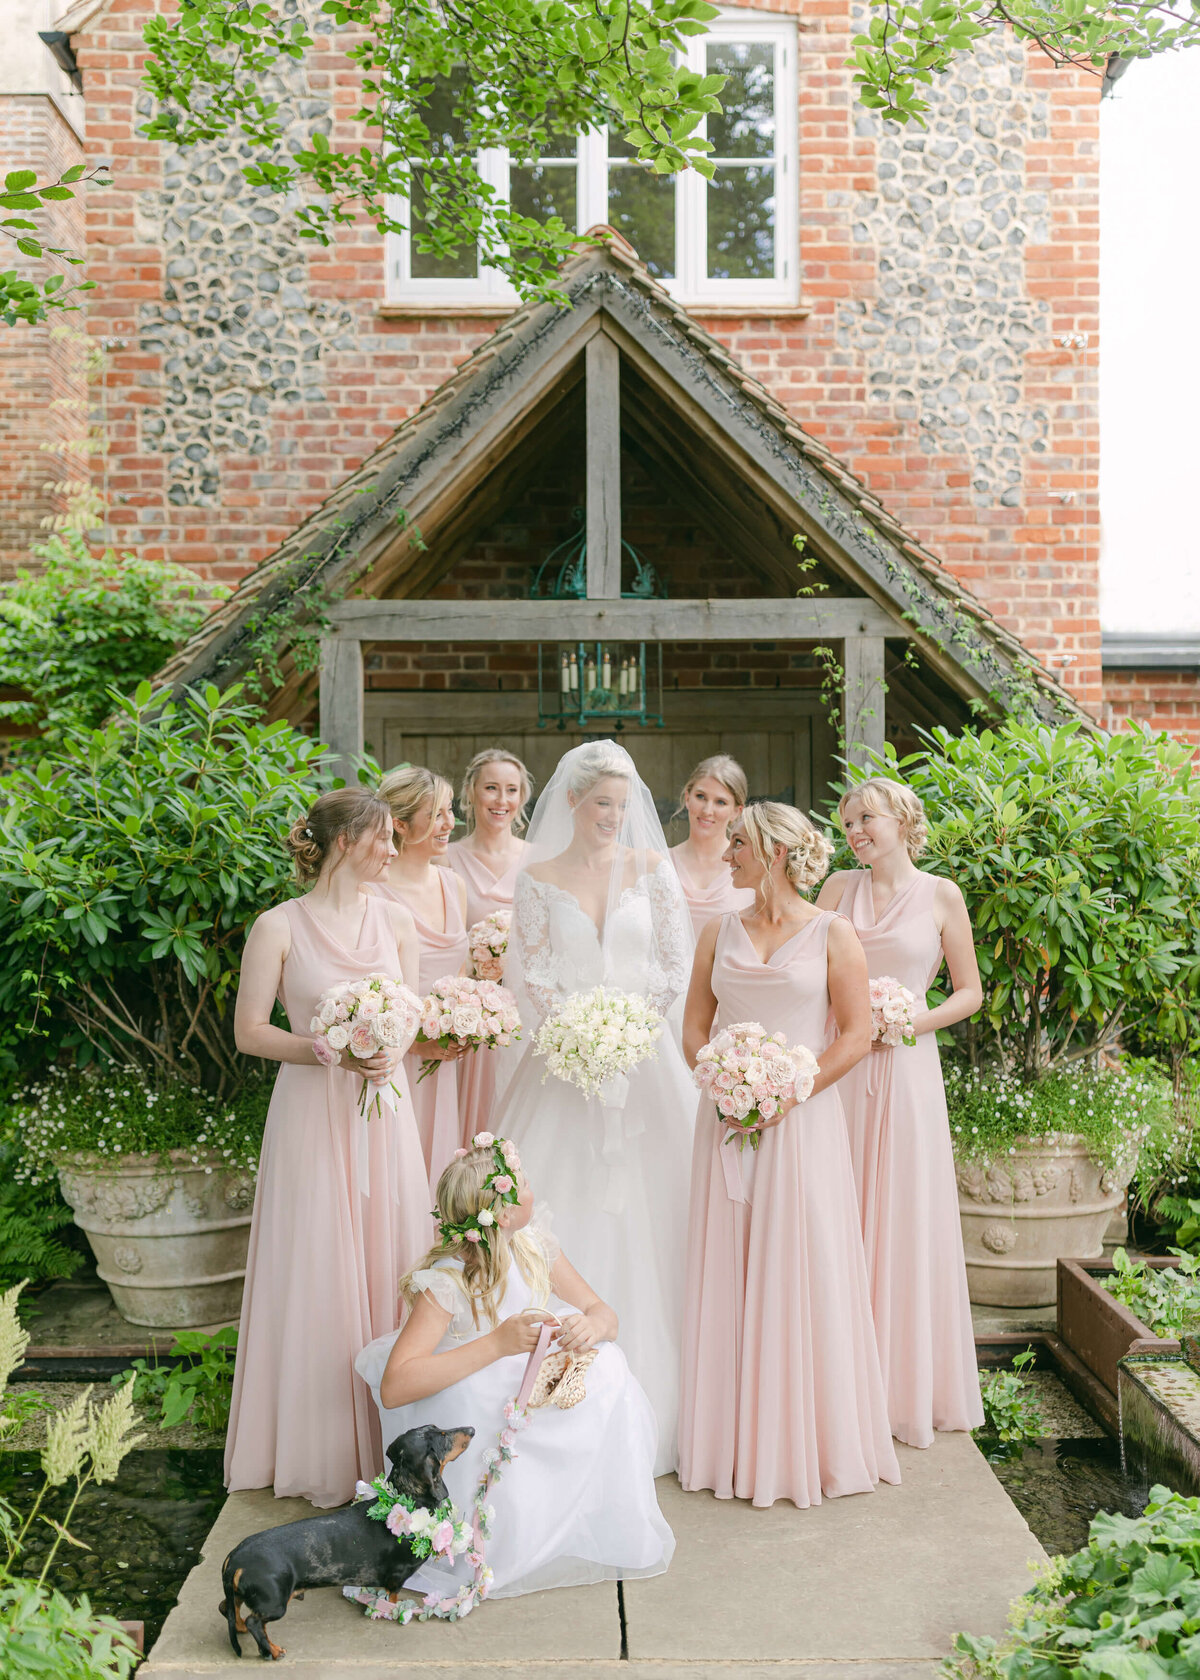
[
  {"left": 4, "top": 1067, "right": 268, "bottom": 1185},
  {"left": 117, "top": 1326, "right": 237, "bottom": 1435},
  {"left": 975, "top": 1349, "right": 1045, "bottom": 1447},
  {"left": 944, "top": 1484, "right": 1200, "bottom": 1679},
  {"left": 946, "top": 1059, "right": 1170, "bottom": 1175},
  {"left": 847, "top": 722, "right": 1200, "bottom": 1081},
  {"left": 0, "top": 537, "right": 219, "bottom": 749},
  {"left": 0, "top": 1149, "right": 82, "bottom": 1294},
  {"left": 1103, "top": 1247, "right": 1200, "bottom": 1338},
  {"left": 0, "top": 682, "right": 330, "bottom": 1097}
]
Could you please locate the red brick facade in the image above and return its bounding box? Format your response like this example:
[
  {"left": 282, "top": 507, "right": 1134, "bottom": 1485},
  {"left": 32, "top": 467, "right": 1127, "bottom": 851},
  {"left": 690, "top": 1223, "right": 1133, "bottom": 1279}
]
[
  {"left": 1101, "top": 671, "right": 1200, "bottom": 749},
  {"left": 6, "top": 0, "right": 1191, "bottom": 737},
  {"left": 0, "top": 95, "right": 87, "bottom": 576}
]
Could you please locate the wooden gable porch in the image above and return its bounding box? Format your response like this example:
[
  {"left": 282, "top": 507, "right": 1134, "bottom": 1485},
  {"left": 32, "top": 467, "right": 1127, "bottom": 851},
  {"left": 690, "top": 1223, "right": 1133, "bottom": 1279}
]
[{"left": 159, "top": 231, "right": 1084, "bottom": 810}]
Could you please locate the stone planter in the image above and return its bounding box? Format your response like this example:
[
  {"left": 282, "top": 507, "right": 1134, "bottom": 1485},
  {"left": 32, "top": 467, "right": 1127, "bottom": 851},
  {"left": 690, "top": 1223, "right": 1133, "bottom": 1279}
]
[
  {"left": 956, "top": 1134, "right": 1126, "bottom": 1307},
  {"left": 56, "top": 1150, "right": 255, "bottom": 1328}
]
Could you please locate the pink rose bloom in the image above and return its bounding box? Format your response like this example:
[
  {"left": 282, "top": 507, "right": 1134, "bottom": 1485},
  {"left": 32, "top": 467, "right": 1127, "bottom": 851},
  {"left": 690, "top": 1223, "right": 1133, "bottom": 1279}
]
[
  {"left": 492, "top": 1174, "right": 513, "bottom": 1193},
  {"left": 431, "top": 1520, "right": 455, "bottom": 1554},
  {"left": 499, "top": 1427, "right": 517, "bottom": 1448},
  {"left": 466, "top": 1229, "right": 482, "bottom": 1243},
  {"left": 349, "top": 1022, "right": 378, "bottom": 1058},
  {"left": 385, "top": 1506, "right": 412, "bottom": 1536},
  {"left": 333, "top": 999, "right": 351, "bottom": 1023},
  {"left": 715, "top": 1071, "right": 735, "bottom": 1092},
  {"left": 357, "top": 992, "right": 382, "bottom": 1018},
  {"left": 759, "top": 1096, "right": 778, "bottom": 1119},
  {"left": 312, "top": 1035, "right": 340, "bottom": 1068},
  {"left": 717, "top": 1094, "right": 737, "bottom": 1117},
  {"left": 473, "top": 1131, "right": 495, "bottom": 1148}
]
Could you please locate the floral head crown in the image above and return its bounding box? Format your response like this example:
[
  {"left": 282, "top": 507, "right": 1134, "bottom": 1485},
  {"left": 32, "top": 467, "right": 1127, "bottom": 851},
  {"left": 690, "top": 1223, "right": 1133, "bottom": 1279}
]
[{"left": 436, "top": 1132, "right": 522, "bottom": 1252}]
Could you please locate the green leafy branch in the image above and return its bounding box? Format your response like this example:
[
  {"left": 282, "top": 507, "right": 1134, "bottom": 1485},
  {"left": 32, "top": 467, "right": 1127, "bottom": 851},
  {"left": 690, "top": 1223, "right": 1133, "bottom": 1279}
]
[{"left": 0, "top": 165, "right": 110, "bottom": 326}]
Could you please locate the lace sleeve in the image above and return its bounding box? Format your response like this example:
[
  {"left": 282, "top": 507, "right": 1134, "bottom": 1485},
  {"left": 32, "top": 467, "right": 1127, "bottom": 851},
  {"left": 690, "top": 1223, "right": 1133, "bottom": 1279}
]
[
  {"left": 645, "top": 860, "right": 694, "bottom": 1016},
  {"left": 512, "top": 873, "right": 562, "bottom": 1027}
]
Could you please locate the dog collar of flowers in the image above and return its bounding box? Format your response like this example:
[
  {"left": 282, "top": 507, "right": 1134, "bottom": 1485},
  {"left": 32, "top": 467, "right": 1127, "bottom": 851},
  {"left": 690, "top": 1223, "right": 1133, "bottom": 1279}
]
[
  {"left": 434, "top": 1132, "right": 521, "bottom": 1253},
  {"left": 353, "top": 1478, "right": 472, "bottom": 1561}
]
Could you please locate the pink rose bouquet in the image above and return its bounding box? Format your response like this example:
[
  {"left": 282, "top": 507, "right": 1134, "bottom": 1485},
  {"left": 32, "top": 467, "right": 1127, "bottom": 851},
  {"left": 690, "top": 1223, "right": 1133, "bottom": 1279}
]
[
  {"left": 309, "top": 972, "right": 422, "bottom": 1117},
  {"left": 467, "top": 911, "right": 510, "bottom": 982},
  {"left": 692, "top": 1019, "right": 819, "bottom": 1151},
  {"left": 869, "top": 975, "right": 918, "bottom": 1047},
  {"left": 415, "top": 975, "right": 521, "bottom": 1083}
]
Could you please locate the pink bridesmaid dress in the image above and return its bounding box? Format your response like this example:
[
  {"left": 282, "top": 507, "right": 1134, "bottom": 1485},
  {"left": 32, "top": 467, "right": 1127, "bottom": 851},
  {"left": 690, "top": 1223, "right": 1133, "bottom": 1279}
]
[
  {"left": 679, "top": 911, "right": 900, "bottom": 1508},
  {"left": 224, "top": 894, "right": 433, "bottom": 1508},
  {"left": 445, "top": 840, "right": 527, "bottom": 1142},
  {"left": 376, "top": 871, "right": 468, "bottom": 1191},
  {"left": 670, "top": 846, "right": 755, "bottom": 942},
  {"left": 837, "top": 871, "right": 983, "bottom": 1446}
]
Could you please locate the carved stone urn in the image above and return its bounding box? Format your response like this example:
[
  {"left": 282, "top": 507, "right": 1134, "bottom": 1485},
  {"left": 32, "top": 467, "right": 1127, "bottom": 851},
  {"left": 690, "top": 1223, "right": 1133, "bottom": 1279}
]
[
  {"left": 956, "top": 1135, "right": 1126, "bottom": 1308},
  {"left": 56, "top": 1150, "right": 255, "bottom": 1328}
]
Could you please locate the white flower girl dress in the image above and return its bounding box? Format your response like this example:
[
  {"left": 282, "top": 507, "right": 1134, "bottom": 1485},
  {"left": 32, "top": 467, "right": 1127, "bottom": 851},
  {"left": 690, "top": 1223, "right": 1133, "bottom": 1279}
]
[{"left": 354, "top": 1215, "right": 674, "bottom": 1600}]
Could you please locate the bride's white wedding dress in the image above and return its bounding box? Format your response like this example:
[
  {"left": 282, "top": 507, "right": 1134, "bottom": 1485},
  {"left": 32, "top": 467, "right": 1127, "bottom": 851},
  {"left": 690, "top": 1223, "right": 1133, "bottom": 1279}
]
[{"left": 496, "top": 859, "right": 696, "bottom": 1476}]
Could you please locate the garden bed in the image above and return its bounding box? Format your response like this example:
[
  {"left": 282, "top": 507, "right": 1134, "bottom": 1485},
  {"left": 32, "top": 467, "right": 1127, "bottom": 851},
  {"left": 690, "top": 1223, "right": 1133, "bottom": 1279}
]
[{"left": 1057, "top": 1256, "right": 1180, "bottom": 1400}]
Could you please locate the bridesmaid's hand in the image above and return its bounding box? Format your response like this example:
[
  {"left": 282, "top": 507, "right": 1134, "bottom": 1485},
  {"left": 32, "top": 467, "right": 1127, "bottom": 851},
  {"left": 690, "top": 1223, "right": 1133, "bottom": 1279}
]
[
  {"left": 356, "top": 1048, "right": 401, "bottom": 1081},
  {"left": 422, "top": 1041, "right": 467, "bottom": 1063},
  {"left": 555, "top": 1312, "right": 600, "bottom": 1355}
]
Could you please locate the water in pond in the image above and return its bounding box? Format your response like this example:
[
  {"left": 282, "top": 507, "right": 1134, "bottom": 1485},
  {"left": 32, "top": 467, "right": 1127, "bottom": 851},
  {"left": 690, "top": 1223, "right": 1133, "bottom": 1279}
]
[
  {"left": 0, "top": 1447, "right": 226, "bottom": 1649},
  {"left": 979, "top": 1437, "right": 1150, "bottom": 1556}
]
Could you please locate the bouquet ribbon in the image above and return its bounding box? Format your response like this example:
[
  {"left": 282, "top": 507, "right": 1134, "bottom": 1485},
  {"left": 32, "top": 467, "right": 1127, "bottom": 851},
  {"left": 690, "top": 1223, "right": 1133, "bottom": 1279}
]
[
  {"left": 597, "top": 1073, "right": 642, "bottom": 1216},
  {"left": 720, "top": 1124, "right": 755, "bottom": 1205}
]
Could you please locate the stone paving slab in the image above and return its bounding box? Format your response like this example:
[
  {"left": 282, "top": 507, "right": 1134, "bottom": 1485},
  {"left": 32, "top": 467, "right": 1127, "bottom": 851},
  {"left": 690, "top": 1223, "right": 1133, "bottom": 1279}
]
[
  {"left": 625, "top": 1437, "right": 1040, "bottom": 1664},
  {"left": 143, "top": 1434, "right": 1041, "bottom": 1676}
]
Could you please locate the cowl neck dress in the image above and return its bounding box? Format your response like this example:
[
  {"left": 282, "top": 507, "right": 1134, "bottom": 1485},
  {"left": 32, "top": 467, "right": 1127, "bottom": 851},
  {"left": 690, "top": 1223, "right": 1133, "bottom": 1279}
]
[
  {"left": 678, "top": 909, "right": 900, "bottom": 1509},
  {"left": 669, "top": 846, "right": 755, "bottom": 943},
  {"left": 224, "top": 892, "right": 432, "bottom": 1508},
  {"left": 375, "top": 871, "right": 468, "bottom": 1192},
  {"left": 836, "top": 870, "right": 983, "bottom": 1447},
  {"left": 444, "top": 839, "right": 528, "bottom": 1138}
]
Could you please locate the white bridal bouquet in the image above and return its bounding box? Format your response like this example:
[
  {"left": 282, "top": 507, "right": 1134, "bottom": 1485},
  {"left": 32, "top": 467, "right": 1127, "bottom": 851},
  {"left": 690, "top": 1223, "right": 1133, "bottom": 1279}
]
[
  {"left": 310, "top": 973, "right": 423, "bottom": 1116},
  {"left": 533, "top": 986, "right": 663, "bottom": 1098},
  {"left": 869, "top": 976, "right": 918, "bottom": 1048},
  {"left": 467, "top": 910, "right": 510, "bottom": 982},
  {"left": 693, "top": 1020, "right": 819, "bottom": 1151},
  {"left": 416, "top": 975, "right": 522, "bottom": 1082}
]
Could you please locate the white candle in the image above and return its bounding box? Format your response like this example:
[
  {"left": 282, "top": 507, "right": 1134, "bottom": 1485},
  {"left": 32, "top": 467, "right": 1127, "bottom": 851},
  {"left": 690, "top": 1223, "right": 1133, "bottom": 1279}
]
[
  {"left": 569, "top": 654, "right": 579, "bottom": 692},
  {"left": 560, "top": 653, "right": 570, "bottom": 694},
  {"left": 602, "top": 649, "right": 612, "bottom": 689},
  {"left": 585, "top": 657, "right": 597, "bottom": 693}
]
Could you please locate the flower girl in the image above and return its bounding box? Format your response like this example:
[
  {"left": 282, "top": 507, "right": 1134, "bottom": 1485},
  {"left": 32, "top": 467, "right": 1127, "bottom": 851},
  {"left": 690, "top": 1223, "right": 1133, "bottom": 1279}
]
[{"left": 355, "top": 1135, "right": 674, "bottom": 1599}]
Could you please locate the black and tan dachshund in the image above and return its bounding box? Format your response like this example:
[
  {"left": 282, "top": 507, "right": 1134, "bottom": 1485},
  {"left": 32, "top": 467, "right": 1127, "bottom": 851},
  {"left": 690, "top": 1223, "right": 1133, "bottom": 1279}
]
[{"left": 219, "top": 1422, "right": 474, "bottom": 1660}]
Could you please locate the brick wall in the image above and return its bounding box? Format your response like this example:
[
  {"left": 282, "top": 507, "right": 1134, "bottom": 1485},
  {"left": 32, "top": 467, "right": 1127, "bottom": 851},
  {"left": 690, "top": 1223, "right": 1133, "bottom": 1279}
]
[
  {"left": 0, "top": 95, "right": 87, "bottom": 576},
  {"left": 70, "top": 0, "right": 1107, "bottom": 713},
  {"left": 1100, "top": 670, "right": 1200, "bottom": 749}
]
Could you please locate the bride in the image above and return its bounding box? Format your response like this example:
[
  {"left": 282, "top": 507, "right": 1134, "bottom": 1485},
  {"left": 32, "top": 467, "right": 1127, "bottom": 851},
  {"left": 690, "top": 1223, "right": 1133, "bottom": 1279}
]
[{"left": 496, "top": 740, "right": 696, "bottom": 1474}]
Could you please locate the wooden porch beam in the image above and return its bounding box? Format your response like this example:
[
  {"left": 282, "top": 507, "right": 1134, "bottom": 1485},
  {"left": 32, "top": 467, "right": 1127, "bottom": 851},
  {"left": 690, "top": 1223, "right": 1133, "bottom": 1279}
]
[
  {"left": 318, "top": 635, "right": 365, "bottom": 780},
  {"left": 842, "top": 636, "right": 886, "bottom": 769},
  {"left": 586, "top": 332, "right": 622, "bottom": 599},
  {"left": 328, "top": 598, "right": 898, "bottom": 642}
]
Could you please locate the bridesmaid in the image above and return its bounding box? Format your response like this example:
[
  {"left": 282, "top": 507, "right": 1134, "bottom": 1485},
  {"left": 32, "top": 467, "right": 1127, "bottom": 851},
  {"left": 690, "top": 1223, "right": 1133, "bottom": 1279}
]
[
  {"left": 444, "top": 748, "right": 532, "bottom": 1137},
  {"left": 227, "top": 788, "right": 432, "bottom": 1507},
  {"left": 377, "top": 766, "right": 469, "bottom": 1191},
  {"left": 678, "top": 803, "right": 900, "bottom": 1508},
  {"left": 670, "top": 755, "right": 754, "bottom": 940},
  {"left": 817, "top": 777, "right": 984, "bottom": 1447}
]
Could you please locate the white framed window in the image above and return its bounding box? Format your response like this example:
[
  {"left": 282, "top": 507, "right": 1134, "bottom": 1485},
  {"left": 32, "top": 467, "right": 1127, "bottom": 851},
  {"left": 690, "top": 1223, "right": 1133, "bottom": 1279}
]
[{"left": 386, "top": 9, "right": 799, "bottom": 309}]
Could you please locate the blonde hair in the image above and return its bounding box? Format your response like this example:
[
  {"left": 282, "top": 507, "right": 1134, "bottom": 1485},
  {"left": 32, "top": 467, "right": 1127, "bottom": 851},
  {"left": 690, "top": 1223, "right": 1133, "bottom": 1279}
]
[
  {"left": 285, "top": 787, "right": 391, "bottom": 884},
  {"left": 379, "top": 764, "right": 453, "bottom": 849},
  {"left": 400, "top": 1150, "right": 550, "bottom": 1330},
  {"left": 677, "top": 754, "right": 747, "bottom": 821},
  {"left": 459, "top": 749, "right": 533, "bottom": 836},
  {"left": 838, "top": 777, "right": 928, "bottom": 860},
  {"left": 739, "top": 801, "right": 835, "bottom": 895},
  {"left": 566, "top": 740, "right": 630, "bottom": 800}
]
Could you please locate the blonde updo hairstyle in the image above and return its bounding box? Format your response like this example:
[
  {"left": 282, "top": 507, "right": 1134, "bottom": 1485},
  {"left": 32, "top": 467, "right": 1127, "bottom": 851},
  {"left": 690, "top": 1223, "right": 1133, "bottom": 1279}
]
[
  {"left": 400, "top": 1148, "right": 551, "bottom": 1331},
  {"left": 678, "top": 753, "right": 748, "bottom": 813},
  {"left": 379, "top": 764, "right": 454, "bottom": 849},
  {"left": 566, "top": 740, "right": 631, "bottom": 802},
  {"left": 459, "top": 749, "right": 534, "bottom": 836},
  {"left": 837, "top": 776, "right": 928, "bottom": 861},
  {"left": 739, "top": 801, "right": 835, "bottom": 897},
  {"left": 285, "top": 787, "right": 392, "bottom": 885}
]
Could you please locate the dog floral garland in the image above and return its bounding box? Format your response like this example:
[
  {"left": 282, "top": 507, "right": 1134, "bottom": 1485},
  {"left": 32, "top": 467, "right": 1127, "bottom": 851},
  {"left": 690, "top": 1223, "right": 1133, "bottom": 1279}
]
[{"left": 342, "top": 1395, "right": 531, "bottom": 1623}]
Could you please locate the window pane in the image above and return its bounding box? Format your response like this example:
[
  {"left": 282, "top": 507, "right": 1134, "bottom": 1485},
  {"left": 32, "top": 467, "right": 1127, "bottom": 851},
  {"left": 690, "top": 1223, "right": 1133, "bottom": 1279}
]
[
  {"left": 607, "top": 161, "right": 676, "bottom": 278},
  {"left": 707, "top": 164, "right": 774, "bottom": 279},
  {"left": 707, "top": 42, "right": 775, "bottom": 160},
  {"left": 509, "top": 161, "right": 577, "bottom": 229},
  {"left": 410, "top": 69, "right": 478, "bottom": 280}
]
